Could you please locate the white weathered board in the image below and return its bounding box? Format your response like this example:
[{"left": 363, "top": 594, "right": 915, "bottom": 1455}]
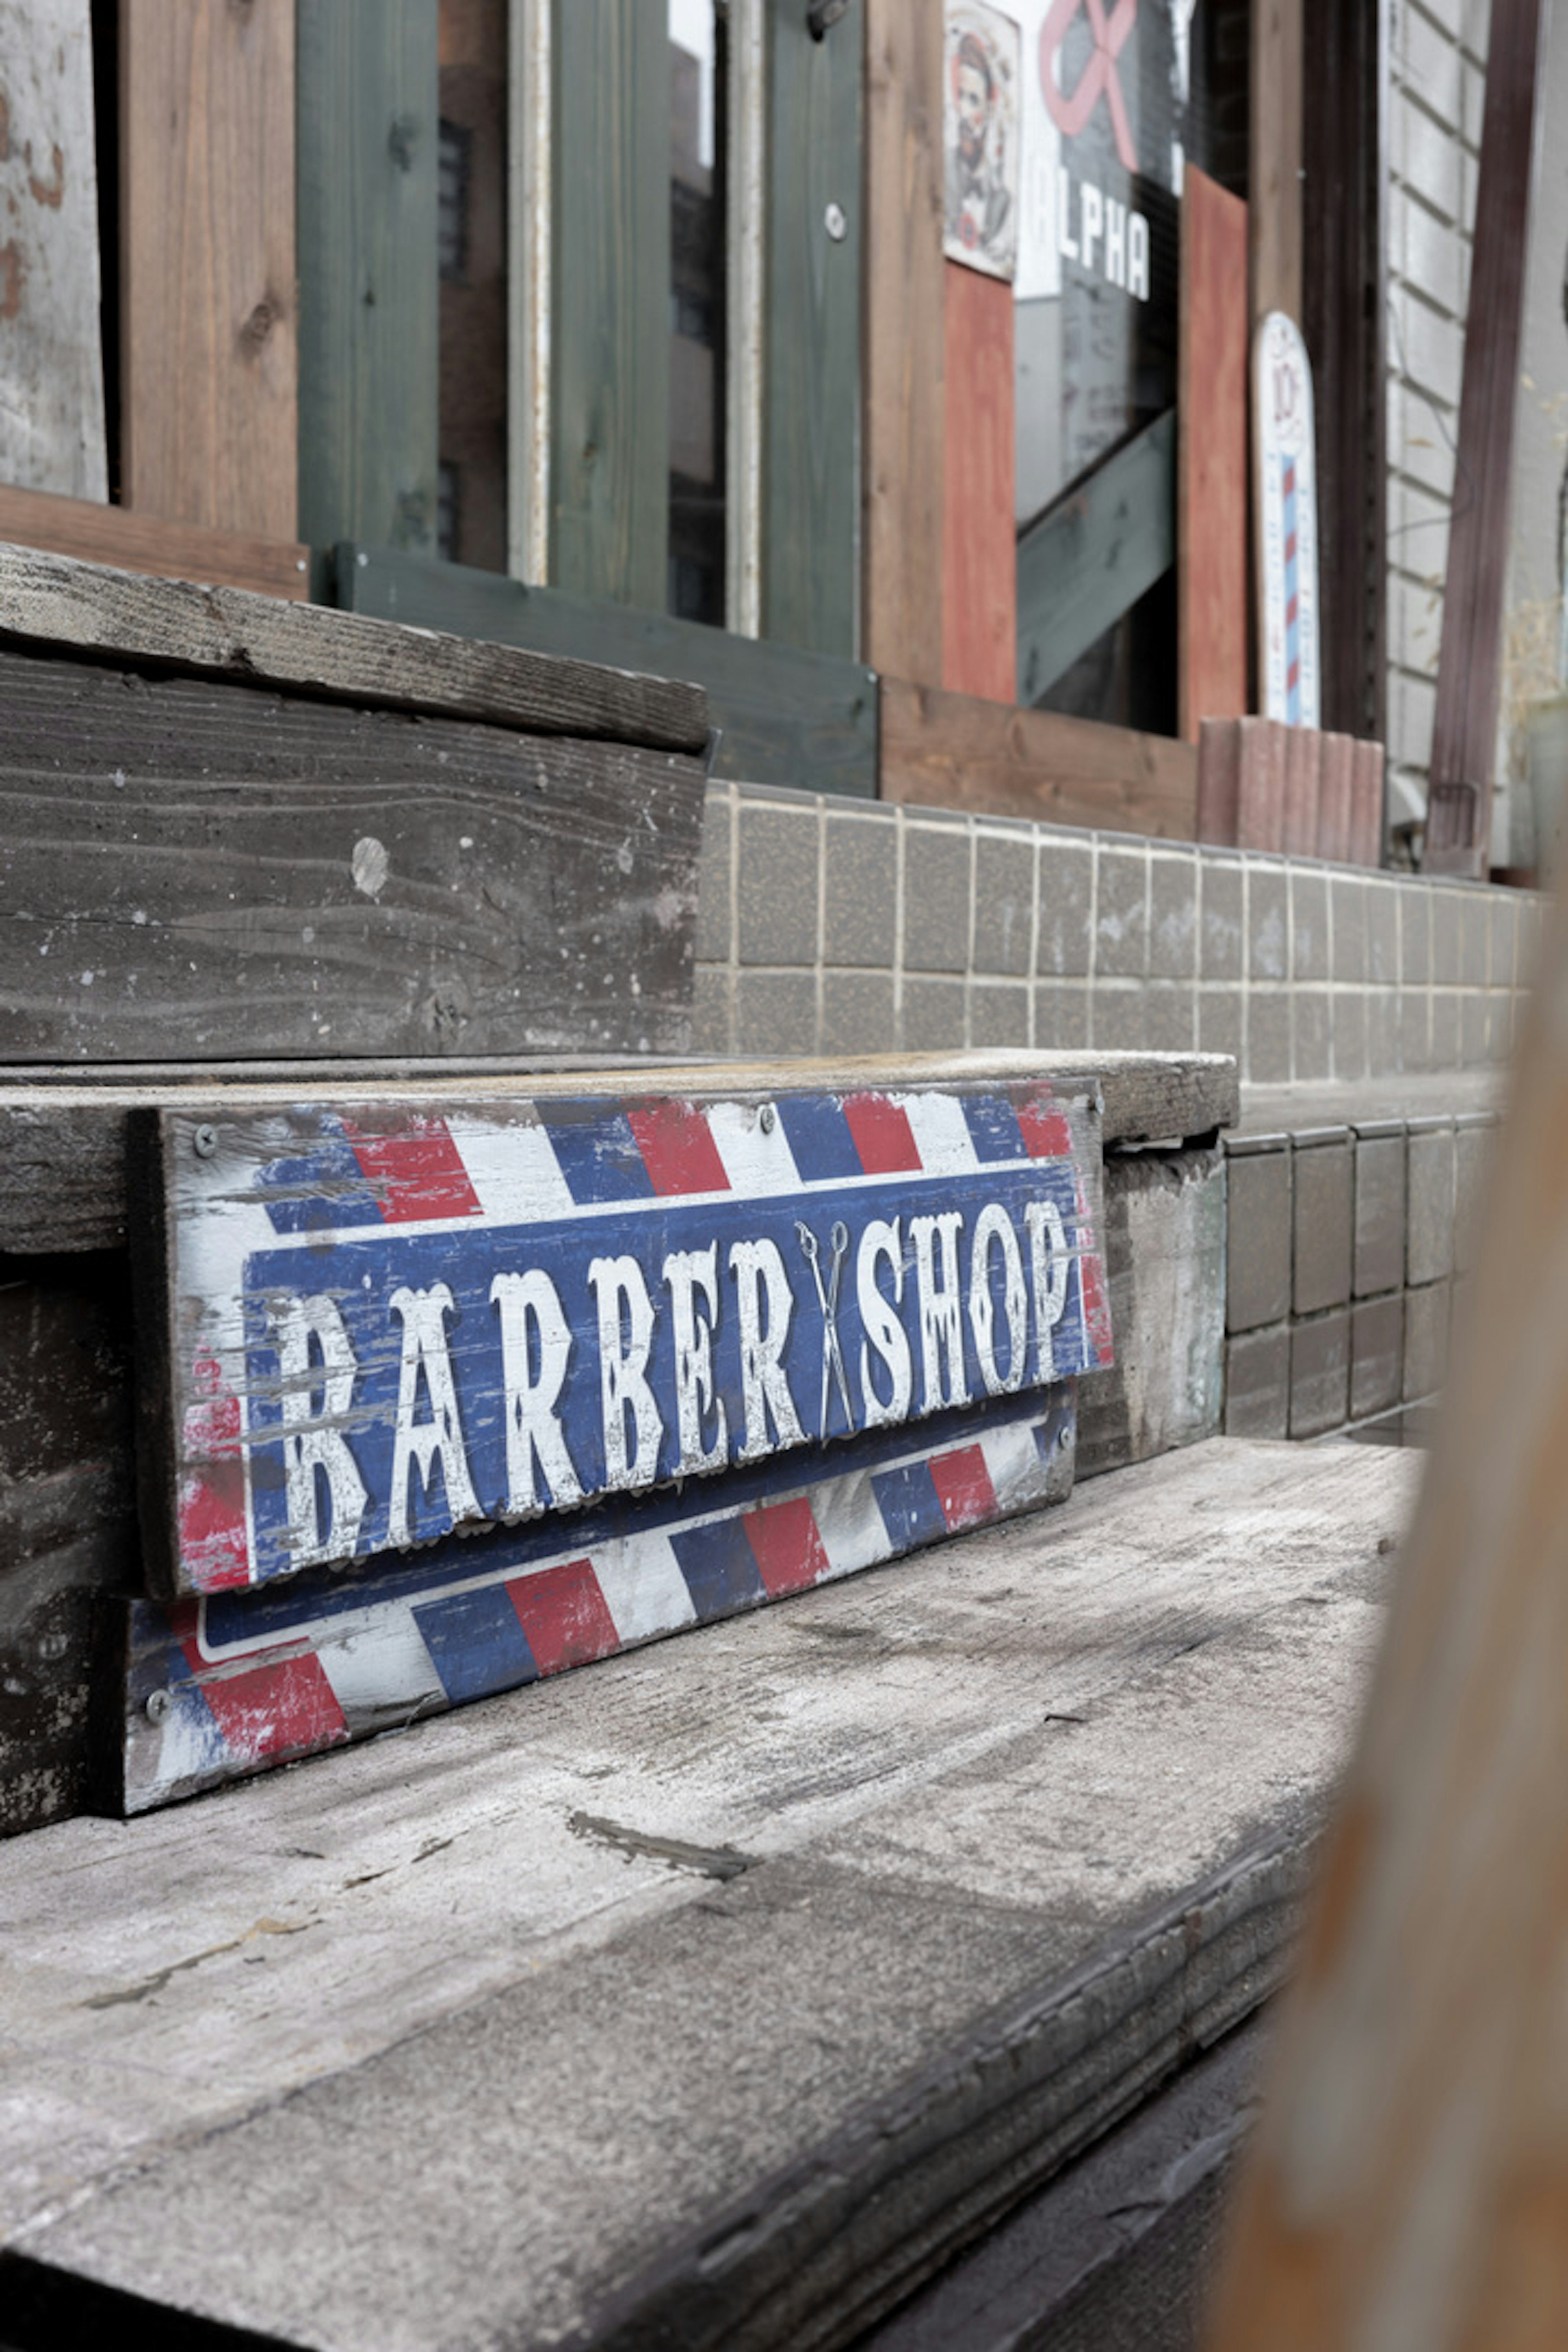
[
  {"left": 0, "top": 0, "right": 108, "bottom": 501},
  {"left": 1254, "top": 309, "right": 1320, "bottom": 730}
]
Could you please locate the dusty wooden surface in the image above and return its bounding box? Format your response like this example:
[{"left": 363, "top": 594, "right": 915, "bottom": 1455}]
[
  {"left": 0, "top": 543, "right": 707, "bottom": 747},
  {"left": 0, "top": 1439, "right": 1415, "bottom": 2350},
  {"left": 0, "top": 1051, "right": 1239, "bottom": 1257},
  {"left": 0, "top": 645, "right": 704, "bottom": 1065},
  {"left": 120, "top": 0, "right": 298, "bottom": 540},
  {"left": 879, "top": 677, "right": 1198, "bottom": 839},
  {"left": 1079, "top": 1144, "right": 1227, "bottom": 1480},
  {"left": 0, "top": 0, "right": 107, "bottom": 503},
  {"left": 1178, "top": 170, "right": 1249, "bottom": 745}
]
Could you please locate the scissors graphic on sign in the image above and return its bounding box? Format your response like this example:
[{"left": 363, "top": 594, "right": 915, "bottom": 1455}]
[{"left": 796, "top": 1219, "right": 854, "bottom": 1438}]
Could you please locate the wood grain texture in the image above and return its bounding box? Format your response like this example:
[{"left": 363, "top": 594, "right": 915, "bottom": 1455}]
[
  {"left": 1017, "top": 412, "right": 1176, "bottom": 709},
  {"left": 862, "top": 0, "right": 944, "bottom": 686},
  {"left": 1196, "top": 717, "right": 1242, "bottom": 846},
  {"left": 1250, "top": 0, "right": 1303, "bottom": 326},
  {"left": 341, "top": 544, "right": 873, "bottom": 792},
  {"left": 1316, "top": 730, "right": 1354, "bottom": 864},
  {"left": 549, "top": 0, "right": 667, "bottom": 608},
  {"left": 942, "top": 263, "right": 1015, "bottom": 705},
  {"left": 1350, "top": 736, "right": 1384, "bottom": 870},
  {"left": 1178, "top": 170, "right": 1249, "bottom": 742},
  {"left": 764, "top": 0, "right": 863, "bottom": 657},
  {"left": 1427, "top": 0, "right": 1543, "bottom": 868},
  {"left": 1208, "top": 887, "right": 1568, "bottom": 2352},
  {"left": 119, "top": 0, "right": 297, "bottom": 540},
  {"left": 880, "top": 676, "right": 1197, "bottom": 840},
  {"left": 1236, "top": 716, "right": 1287, "bottom": 852},
  {"left": 0, "top": 646, "right": 705, "bottom": 1063},
  {"left": 296, "top": 0, "right": 439, "bottom": 553},
  {"left": 1282, "top": 724, "right": 1322, "bottom": 858},
  {"left": 0, "top": 543, "right": 707, "bottom": 748},
  {"left": 0, "top": 0, "right": 107, "bottom": 501},
  {"left": 0, "top": 487, "right": 308, "bottom": 597}
]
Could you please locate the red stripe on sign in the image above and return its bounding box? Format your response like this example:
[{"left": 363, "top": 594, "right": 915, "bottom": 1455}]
[
  {"left": 1283, "top": 463, "right": 1295, "bottom": 497},
  {"left": 178, "top": 1354, "right": 250, "bottom": 1590},
  {"left": 843, "top": 1092, "right": 922, "bottom": 1175},
  {"left": 1016, "top": 1100, "right": 1072, "bottom": 1160},
  {"left": 929, "top": 1444, "right": 998, "bottom": 1532},
  {"left": 1285, "top": 532, "right": 1297, "bottom": 565},
  {"left": 1287, "top": 659, "right": 1301, "bottom": 694},
  {"left": 342, "top": 1117, "right": 481, "bottom": 1223},
  {"left": 1286, "top": 593, "right": 1298, "bottom": 627},
  {"left": 742, "top": 1496, "right": 831, "bottom": 1597},
  {"left": 186, "top": 1650, "right": 347, "bottom": 1763},
  {"left": 507, "top": 1559, "right": 620, "bottom": 1675},
  {"left": 626, "top": 1100, "right": 731, "bottom": 1196}
]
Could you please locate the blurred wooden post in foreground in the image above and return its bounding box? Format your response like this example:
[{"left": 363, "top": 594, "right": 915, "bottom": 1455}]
[{"left": 1206, "top": 894, "right": 1568, "bottom": 2349}]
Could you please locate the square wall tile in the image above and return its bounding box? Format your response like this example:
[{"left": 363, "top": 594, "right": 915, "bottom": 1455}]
[
  {"left": 1294, "top": 1137, "right": 1353, "bottom": 1315},
  {"left": 1355, "top": 1131, "right": 1407, "bottom": 1297},
  {"left": 735, "top": 969, "right": 817, "bottom": 1056},
  {"left": 1037, "top": 838, "right": 1094, "bottom": 976},
  {"left": 900, "top": 976, "right": 966, "bottom": 1051},
  {"left": 1490, "top": 893, "right": 1518, "bottom": 993},
  {"left": 1150, "top": 854, "right": 1198, "bottom": 978},
  {"left": 691, "top": 962, "right": 733, "bottom": 1056},
  {"left": 1460, "top": 992, "right": 1489, "bottom": 1067},
  {"left": 1200, "top": 859, "right": 1244, "bottom": 980},
  {"left": 1247, "top": 991, "right": 1292, "bottom": 1084},
  {"left": 737, "top": 802, "right": 818, "bottom": 967},
  {"left": 1333, "top": 993, "right": 1368, "bottom": 1082},
  {"left": 1460, "top": 892, "right": 1489, "bottom": 986},
  {"left": 1293, "top": 990, "right": 1332, "bottom": 1082},
  {"left": 903, "top": 825, "right": 972, "bottom": 974},
  {"left": 1034, "top": 981, "right": 1089, "bottom": 1049},
  {"left": 1291, "top": 1310, "right": 1350, "bottom": 1437},
  {"left": 1401, "top": 889, "right": 1431, "bottom": 987},
  {"left": 1249, "top": 865, "right": 1288, "bottom": 982},
  {"left": 1398, "top": 992, "right": 1430, "bottom": 1073},
  {"left": 1225, "top": 1325, "right": 1290, "bottom": 1438},
  {"left": 1351, "top": 1294, "right": 1404, "bottom": 1420},
  {"left": 821, "top": 971, "right": 896, "bottom": 1055},
  {"left": 1332, "top": 878, "right": 1368, "bottom": 981},
  {"left": 1291, "top": 869, "right": 1330, "bottom": 980},
  {"left": 973, "top": 833, "right": 1035, "bottom": 977},
  {"left": 695, "top": 793, "right": 733, "bottom": 962},
  {"left": 1141, "top": 981, "right": 1196, "bottom": 1051},
  {"left": 1227, "top": 1145, "right": 1292, "bottom": 1332},
  {"left": 823, "top": 811, "right": 897, "bottom": 970},
  {"left": 1198, "top": 989, "right": 1243, "bottom": 1063},
  {"left": 970, "top": 981, "right": 1030, "bottom": 1047},
  {"left": 1431, "top": 890, "right": 1463, "bottom": 984},
  {"left": 1368, "top": 989, "right": 1400, "bottom": 1078},
  {"left": 1090, "top": 986, "right": 1153, "bottom": 1052},
  {"left": 1407, "top": 1121, "right": 1455, "bottom": 1285},
  {"left": 1430, "top": 991, "right": 1459, "bottom": 1070},
  {"left": 1453, "top": 1120, "right": 1492, "bottom": 1273},
  {"left": 1403, "top": 1279, "right": 1451, "bottom": 1401},
  {"left": 1367, "top": 883, "right": 1399, "bottom": 986},
  {"left": 1095, "top": 846, "right": 1149, "bottom": 978}
]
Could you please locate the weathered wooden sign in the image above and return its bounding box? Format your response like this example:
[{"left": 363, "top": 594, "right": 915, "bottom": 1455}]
[
  {"left": 1254, "top": 309, "right": 1321, "bottom": 731},
  {"left": 115, "top": 1075, "right": 1109, "bottom": 1809}
]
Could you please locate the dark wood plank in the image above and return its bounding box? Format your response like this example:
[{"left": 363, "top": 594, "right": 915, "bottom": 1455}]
[
  {"left": 1016, "top": 414, "right": 1176, "bottom": 710},
  {"left": 296, "top": 0, "right": 439, "bottom": 552},
  {"left": 942, "top": 263, "right": 1015, "bottom": 705},
  {"left": 549, "top": 0, "right": 668, "bottom": 608},
  {"left": 341, "top": 545, "right": 875, "bottom": 793},
  {"left": 763, "top": 0, "right": 863, "bottom": 657},
  {"left": 0, "top": 647, "right": 705, "bottom": 1063},
  {"left": 1196, "top": 719, "right": 1242, "bottom": 846},
  {"left": 1250, "top": 0, "right": 1303, "bottom": 325},
  {"left": 862, "top": 0, "right": 944, "bottom": 686},
  {"left": 1178, "top": 170, "right": 1249, "bottom": 742},
  {"left": 1283, "top": 725, "right": 1322, "bottom": 858},
  {"left": 879, "top": 676, "right": 1197, "bottom": 840},
  {"left": 1317, "top": 731, "right": 1354, "bottom": 864},
  {"left": 1427, "top": 0, "right": 1544, "bottom": 869},
  {"left": 1236, "top": 717, "right": 1287, "bottom": 853},
  {"left": 0, "top": 543, "right": 707, "bottom": 750},
  {"left": 1350, "top": 737, "right": 1385, "bottom": 870},
  {"left": 0, "top": 488, "right": 309, "bottom": 599},
  {"left": 120, "top": 0, "right": 297, "bottom": 540}
]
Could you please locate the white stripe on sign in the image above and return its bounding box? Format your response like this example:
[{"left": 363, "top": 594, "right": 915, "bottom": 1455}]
[
  {"left": 317, "top": 1611, "right": 446, "bottom": 1720},
  {"left": 979, "top": 1416, "right": 1057, "bottom": 1512},
  {"left": 900, "top": 1091, "right": 980, "bottom": 1177},
  {"left": 445, "top": 1113, "right": 576, "bottom": 1225},
  {"left": 587, "top": 1530, "right": 698, "bottom": 1646},
  {"left": 704, "top": 1099, "right": 802, "bottom": 1197},
  {"left": 811, "top": 1466, "right": 895, "bottom": 1581}
]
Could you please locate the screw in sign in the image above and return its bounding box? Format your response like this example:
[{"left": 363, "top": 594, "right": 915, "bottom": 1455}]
[
  {"left": 1253, "top": 311, "right": 1321, "bottom": 730},
  {"left": 1039, "top": 0, "right": 1139, "bottom": 173}
]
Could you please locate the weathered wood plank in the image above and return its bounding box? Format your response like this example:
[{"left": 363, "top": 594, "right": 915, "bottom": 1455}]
[
  {"left": 1250, "top": 0, "right": 1303, "bottom": 326},
  {"left": 0, "top": 646, "right": 705, "bottom": 1063},
  {"left": 0, "top": 0, "right": 107, "bottom": 502},
  {"left": 1017, "top": 412, "right": 1176, "bottom": 710},
  {"left": 1317, "top": 728, "right": 1354, "bottom": 863},
  {"left": 0, "top": 1051, "right": 1239, "bottom": 1256},
  {"left": 1350, "top": 735, "right": 1385, "bottom": 870},
  {"left": 296, "top": 0, "right": 439, "bottom": 552},
  {"left": 549, "top": 0, "right": 668, "bottom": 608},
  {"left": 880, "top": 675, "right": 1198, "bottom": 840},
  {"left": 1236, "top": 715, "right": 1287, "bottom": 852},
  {"left": 943, "top": 263, "right": 1015, "bottom": 704},
  {"left": 340, "top": 543, "right": 874, "bottom": 792},
  {"left": 1197, "top": 716, "right": 1243, "bottom": 846},
  {"left": 1178, "top": 170, "right": 1249, "bottom": 743},
  {"left": 0, "top": 490, "right": 308, "bottom": 597},
  {"left": 1078, "top": 1143, "right": 1226, "bottom": 1480},
  {"left": 763, "top": 0, "right": 863, "bottom": 657},
  {"left": 1282, "top": 722, "right": 1322, "bottom": 858},
  {"left": 120, "top": 0, "right": 297, "bottom": 540},
  {"left": 0, "top": 543, "right": 708, "bottom": 748},
  {"left": 862, "top": 0, "right": 944, "bottom": 686}
]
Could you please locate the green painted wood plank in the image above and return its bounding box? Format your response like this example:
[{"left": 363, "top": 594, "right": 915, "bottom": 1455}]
[
  {"left": 338, "top": 546, "right": 878, "bottom": 796},
  {"left": 549, "top": 0, "right": 669, "bottom": 608},
  {"left": 763, "top": 0, "right": 864, "bottom": 658},
  {"left": 1016, "top": 411, "right": 1177, "bottom": 706},
  {"left": 296, "top": 0, "right": 439, "bottom": 553}
]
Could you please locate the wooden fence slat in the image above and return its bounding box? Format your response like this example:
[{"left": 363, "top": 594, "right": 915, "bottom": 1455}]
[
  {"left": 0, "top": 488, "right": 307, "bottom": 598},
  {"left": 1016, "top": 412, "right": 1176, "bottom": 711},
  {"left": 1350, "top": 737, "right": 1385, "bottom": 870},
  {"left": 1250, "top": 0, "right": 1303, "bottom": 326},
  {"left": 1316, "top": 731, "right": 1354, "bottom": 864},
  {"left": 1196, "top": 718, "right": 1243, "bottom": 846},
  {"left": 548, "top": 0, "right": 667, "bottom": 609},
  {"left": 120, "top": 0, "right": 297, "bottom": 539},
  {"left": 1283, "top": 725, "right": 1322, "bottom": 859},
  {"left": 942, "top": 262, "right": 1014, "bottom": 706},
  {"left": 0, "top": 0, "right": 107, "bottom": 503},
  {"left": 1178, "top": 169, "right": 1249, "bottom": 743},
  {"left": 1236, "top": 716, "right": 1286, "bottom": 853},
  {"left": 296, "top": 0, "right": 439, "bottom": 553}
]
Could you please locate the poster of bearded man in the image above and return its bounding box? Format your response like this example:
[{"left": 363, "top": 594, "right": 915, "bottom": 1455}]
[{"left": 943, "top": 2, "right": 1021, "bottom": 281}]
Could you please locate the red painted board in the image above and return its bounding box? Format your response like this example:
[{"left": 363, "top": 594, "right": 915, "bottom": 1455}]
[
  {"left": 1317, "top": 732, "right": 1354, "bottom": 863},
  {"left": 1178, "top": 169, "right": 1250, "bottom": 743},
  {"left": 1282, "top": 725, "right": 1322, "bottom": 858},
  {"left": 942, "top": 261, "right": 1016, "bottom": 706},
  {"left": 1236, "top": 717, "right": 1287, "bottom": 852},
  {"left": 1350, "top": 738, "right": 1385, "bottom": 869}
]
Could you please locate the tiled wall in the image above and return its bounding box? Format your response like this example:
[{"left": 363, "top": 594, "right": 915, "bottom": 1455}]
[
  {"left": 694, "top": 782, "right": 1541, "bottom": 1083},
  {"left": 1223, "top": 1113, "right": 1494, "bottom": 1438}
]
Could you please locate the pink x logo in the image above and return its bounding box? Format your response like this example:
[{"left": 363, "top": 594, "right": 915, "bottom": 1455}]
[{"left": 1040, "top": 0, "right": 1139, "bottom": 174}]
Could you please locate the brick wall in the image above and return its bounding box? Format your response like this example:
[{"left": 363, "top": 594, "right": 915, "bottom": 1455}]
[
  {"left": 694, "top": 781, "right": 1541, "bottom": 1082},
  {"left": 1385, "top": 0, "right": 1490, "bottom": 842}
]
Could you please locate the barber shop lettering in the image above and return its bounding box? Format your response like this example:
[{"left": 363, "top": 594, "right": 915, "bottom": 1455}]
[{"left": 151, "top": 1085, "right": 1109, "bottom": 1596}]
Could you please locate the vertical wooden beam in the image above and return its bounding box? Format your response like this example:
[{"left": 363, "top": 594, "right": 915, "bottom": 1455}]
[
  {"left": 862, "top": 0, "right": 944, "bottom": 686},
  {"left": 763, "top": 0, "right": 863, "bottom": 659},
  {"left": 725, "top": 0, "right": 765, "bottom": 638},
  {"left": 1178, "top": 167, "right": 1249, "bottom": 743},
  {"left": 942, "top": 262, "right": 1014, "bottom": 706},
  {"left": 0, "top": 0, "right": 107, "bottom": 503},
  {"left": 508, "top": 0, "right": 552, "bottom": 584},
  {"left": 296, "top": 0, "right": 439, "bottom": 554},
  {"left": 1426, "top": 0, "right": 1545, "bottom": 874},
  {"left": 548, "top": 0, "right": 667, "bottom": 609},
  {"left": 120, "top": 0, "right": 296, "bottom": 539},
  {"left": 1249, "top": 0, "right": 1303, "bottom": 326}
]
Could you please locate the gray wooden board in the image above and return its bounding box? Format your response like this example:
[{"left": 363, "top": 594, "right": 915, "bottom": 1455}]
[
  {"left": 0, "top": 645, "right": 705, "bottom": 1063},
  {"left": 1078, "top": 1143, "right": 1228, "bottom": 1480},
  {"left": 1017, "top": 412, "right": 1177, "bottom": 708},
  {"left": 0, "top": 542, "right": 708, "bottom": 750},
  {"left": 0, "top": 1051, "right": 1238, "bottom": 1255},
  {"left": 0, "top": 1440, "right": 1418, "bottom": 2349},
  {"left": 338, "top": 545, "right": 880, "bottom": 795}
]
